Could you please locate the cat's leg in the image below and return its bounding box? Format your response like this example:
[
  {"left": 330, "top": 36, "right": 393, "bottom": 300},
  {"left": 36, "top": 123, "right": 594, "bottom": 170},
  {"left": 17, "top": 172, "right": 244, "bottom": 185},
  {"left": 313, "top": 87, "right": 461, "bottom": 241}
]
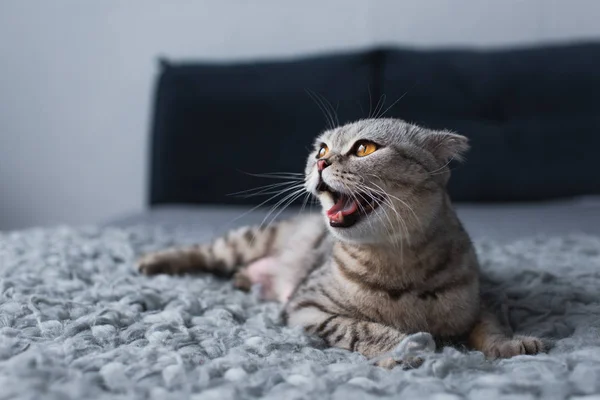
[
  {"left": 288, "top": 305, "right": 423, "bottom": 369},
  {"left": 234, "top": 217, "right": 328, "bottom": 301},
  {"left": 468, "top": 310, "right": 545, "bottom": 358},
  {"left": 234, "top": 256, "right": 280, "bottom": 300},
  {"left": 138, "top": 223, "right": 282, "bottom": 277}
]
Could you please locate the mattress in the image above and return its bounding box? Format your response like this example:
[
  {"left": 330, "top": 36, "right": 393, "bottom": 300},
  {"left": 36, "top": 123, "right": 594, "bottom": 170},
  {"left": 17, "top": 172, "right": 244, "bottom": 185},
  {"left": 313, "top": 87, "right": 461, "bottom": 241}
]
[
  {"left": 4, "top": 221, "right": 600, "bottom": 398},
  {"left": 107, "top": 196, "right": 600, "bottom": 242},
  {"left": 88, "top": 198, "right": 600, "bottom": 398}
]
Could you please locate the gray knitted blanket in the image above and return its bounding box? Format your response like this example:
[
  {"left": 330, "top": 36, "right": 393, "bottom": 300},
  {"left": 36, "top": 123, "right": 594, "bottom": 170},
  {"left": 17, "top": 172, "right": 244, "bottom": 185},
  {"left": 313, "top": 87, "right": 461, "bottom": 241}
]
[{"left": 1, "top": 226, "right": 599, "bottom": 400}]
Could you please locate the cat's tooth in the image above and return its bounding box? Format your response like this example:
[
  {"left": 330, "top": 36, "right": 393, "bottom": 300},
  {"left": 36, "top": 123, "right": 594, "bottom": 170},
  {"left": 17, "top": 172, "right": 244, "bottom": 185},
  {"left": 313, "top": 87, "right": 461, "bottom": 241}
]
[{"left": 330, "top": 211, "right": 344, "bottom": 224}]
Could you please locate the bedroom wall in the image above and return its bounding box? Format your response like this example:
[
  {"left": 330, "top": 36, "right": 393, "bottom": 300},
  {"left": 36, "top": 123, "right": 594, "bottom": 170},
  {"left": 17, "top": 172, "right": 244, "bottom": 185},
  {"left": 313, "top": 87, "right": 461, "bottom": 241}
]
[{"left": 1, "top": 0, "right": 599, "bottom": 230}]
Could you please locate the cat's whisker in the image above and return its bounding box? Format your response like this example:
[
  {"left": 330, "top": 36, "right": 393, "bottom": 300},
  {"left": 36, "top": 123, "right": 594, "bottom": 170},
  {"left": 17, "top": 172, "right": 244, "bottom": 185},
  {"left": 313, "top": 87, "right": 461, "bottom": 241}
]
[
  {"left": 251, "top": 175, "right": 305, "bottom": 180},
  {"left": 261, "top": 186, "right": 306, "bottom": 219},
  {"left": 387, "top": 200, "right": 410, "bottom": 249},
  {"left": 361, "top": 177, "right": 423, "bottom": 233},
  {"left": 356, "top": 99, "right": 365, "bottom": 117},
  {"left": 384, "top": 195, "right": 422, "bottom": 235},
  {"left": 229, "top": 183, "right": 307, "bottom": 225},
  {"left": 362, "top": 187, "right": 408, "bottom": 249},
  {"left": 427, "top": 156, "right": 455, "bottom": 176},
  {"left": 376, "top": 192, "right": 419, "bottom": 242},
  {"left": 377, "top": 198, "right": 409, "bottom": 256},
  {"left": 367, "top": 84, "right": 373, "bottom": 118},
  {"left": 340, "top": 181, "right": 377, "bottom": 235},
  {"left": 306, "top": 89, "right": 336, "bottom": 129},
  {"left": 357, "top": 178, "right": 403, "bottom": 218},
  {"left": 351, "top": 186, "right": 386, "bottom": 227},
  {"left": 379, "top": 200, "right": 406, "bottom": 255},
  {"left": 256, "top": 175, "right": 304, "bottom": 180},
  {"left": 368, "top": 184, "right": 417, "bottom": 221},
  {"left": 314, "top": 91, "right": 340, "bottom": 127},
  {"left": 345, "top": 183, "right": 396, "bottom": 253},
  {"left": 259, "top": 187, "right": 307, "bottom": 230},
  {"left": 312, "top": 90, "right": 336, "bottom": 129},
  {"left": 228, "top": 181, "right": 304, "bottom": 197},
  {"left": 355, "top": 187, "right": 402, "bottom": 253},
  {"left": 428, "top": 166, "right": 459, "bottom": 176},
  {"left": 261, "top": 191, "right": 307, "bottom": 232},
  {"left": 377, "top": 90, "right": 408, "bottom": 119},
  {"left": 357, "top": 183, "right": 413, "bottom": 249},
  {"left": 371, "top": 94, "right": 386, "bottom": 119},
  {"left": 249, "top": 171, "right": 304, "bottom": 175},
  {"left": 238, "top": 184, "right": 306, "bottom": 199},
  {"left": 342, "top": 177, "right": 400, "bottom": 250},
  {"left": 377, "top": 81, "right": 419, "bottom": 119},
  {"left": 299, "top": 192, "right": 311, "bottom": 215},
  {"left": 238, "top": 171, "right": 306, "bottom": 180}
]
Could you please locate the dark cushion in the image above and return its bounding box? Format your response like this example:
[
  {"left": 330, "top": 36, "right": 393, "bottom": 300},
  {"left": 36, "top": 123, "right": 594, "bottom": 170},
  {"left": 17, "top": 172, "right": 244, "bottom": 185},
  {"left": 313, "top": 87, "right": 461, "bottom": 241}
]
[
  {"left": 150, "top": 51, "right": 376, "bottom": 206},
  {"left": 150, "top": 43, "right": 600, "bottom": 206},
  {"left": 380, "top": 43, "right": 600, "bottom": 201}
]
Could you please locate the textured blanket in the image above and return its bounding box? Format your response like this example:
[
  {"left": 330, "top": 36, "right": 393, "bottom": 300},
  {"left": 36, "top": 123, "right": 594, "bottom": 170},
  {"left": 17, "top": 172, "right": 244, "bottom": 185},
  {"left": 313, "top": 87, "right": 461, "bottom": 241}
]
[{"left": 0, "top": 226, "right": 599, "bottom": 400}]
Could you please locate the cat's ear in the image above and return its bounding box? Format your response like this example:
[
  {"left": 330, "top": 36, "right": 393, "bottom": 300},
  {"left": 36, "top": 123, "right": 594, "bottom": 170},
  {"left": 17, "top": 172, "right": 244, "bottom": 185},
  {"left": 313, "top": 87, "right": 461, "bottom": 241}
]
[{"left": 424, "top": 130, "right": 470, "bottom": 163}]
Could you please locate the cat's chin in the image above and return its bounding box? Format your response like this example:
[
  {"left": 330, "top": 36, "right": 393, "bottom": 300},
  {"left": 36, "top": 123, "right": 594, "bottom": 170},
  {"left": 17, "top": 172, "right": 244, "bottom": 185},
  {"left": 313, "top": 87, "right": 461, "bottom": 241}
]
[{"left": 324, "top": 216, "right": 387, "bottom": 244}]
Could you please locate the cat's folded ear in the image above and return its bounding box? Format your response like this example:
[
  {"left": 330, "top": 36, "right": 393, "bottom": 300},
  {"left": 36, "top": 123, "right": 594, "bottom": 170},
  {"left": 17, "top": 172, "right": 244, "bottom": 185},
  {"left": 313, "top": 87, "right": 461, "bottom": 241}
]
[{"left": 425, "top": 130, "right": 470, "bottom": 163}]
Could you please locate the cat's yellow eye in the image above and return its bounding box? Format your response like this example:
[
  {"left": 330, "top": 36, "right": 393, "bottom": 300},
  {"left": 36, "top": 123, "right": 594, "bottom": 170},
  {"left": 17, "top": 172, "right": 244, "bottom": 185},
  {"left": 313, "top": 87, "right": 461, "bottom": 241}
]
[
  {"left": 355, "top": 141, "right": 378, "bottom": 157},
  {"left": 317, "top": 144, "right": 329, "bottom": 158}
]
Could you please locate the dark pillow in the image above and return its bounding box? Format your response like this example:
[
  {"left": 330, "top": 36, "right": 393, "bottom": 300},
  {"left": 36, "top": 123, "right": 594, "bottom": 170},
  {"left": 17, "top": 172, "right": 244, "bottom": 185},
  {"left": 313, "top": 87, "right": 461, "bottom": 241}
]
[
  {"left": 150, "top": 51, "right": 376, "bottom": 206},
  {"left": 150, "top": 43, "right": 600, "bottom": 206},
  {"left": 380, "top": 43, "right": 600, "bottom": 201}
]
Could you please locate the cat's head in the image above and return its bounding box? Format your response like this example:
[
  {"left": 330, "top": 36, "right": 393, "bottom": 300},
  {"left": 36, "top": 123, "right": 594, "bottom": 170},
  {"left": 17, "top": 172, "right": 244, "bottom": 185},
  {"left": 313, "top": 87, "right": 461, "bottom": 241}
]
[{"left": 305, "top": 118, "right": 469, "bottom": 244}]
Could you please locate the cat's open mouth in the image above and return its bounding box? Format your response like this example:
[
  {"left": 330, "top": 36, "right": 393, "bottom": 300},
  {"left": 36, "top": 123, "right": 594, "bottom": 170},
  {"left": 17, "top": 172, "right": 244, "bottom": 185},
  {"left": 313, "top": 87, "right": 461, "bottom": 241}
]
[{"left": 317, "top": 182, "right": 381, "bottom": 228}]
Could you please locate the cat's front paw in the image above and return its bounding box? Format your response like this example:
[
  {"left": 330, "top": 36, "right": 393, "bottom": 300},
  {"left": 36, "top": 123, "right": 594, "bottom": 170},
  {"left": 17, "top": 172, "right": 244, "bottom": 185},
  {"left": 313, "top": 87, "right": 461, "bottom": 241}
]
[
  {"left": 376, "top": 356, "right": 424, "bottom": 370},
  {"left": 489, "top": 335, "right": 546, "bottom": 358},
  {"left": 374, "top": 332, "right": 435, "bottom": 369}
]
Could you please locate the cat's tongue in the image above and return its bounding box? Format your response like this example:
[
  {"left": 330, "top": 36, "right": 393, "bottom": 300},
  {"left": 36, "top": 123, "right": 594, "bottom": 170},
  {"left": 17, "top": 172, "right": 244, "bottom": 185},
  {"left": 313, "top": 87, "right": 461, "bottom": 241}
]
[{"left": 326, "top": 195, "right": 358, "bottom": 224}]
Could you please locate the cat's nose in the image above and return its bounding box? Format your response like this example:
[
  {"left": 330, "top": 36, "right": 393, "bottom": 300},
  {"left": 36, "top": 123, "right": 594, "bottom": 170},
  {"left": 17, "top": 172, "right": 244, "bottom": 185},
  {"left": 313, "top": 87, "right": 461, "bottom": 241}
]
[{"left": 317, "top": 159, "right": 330, "bottom": 172}]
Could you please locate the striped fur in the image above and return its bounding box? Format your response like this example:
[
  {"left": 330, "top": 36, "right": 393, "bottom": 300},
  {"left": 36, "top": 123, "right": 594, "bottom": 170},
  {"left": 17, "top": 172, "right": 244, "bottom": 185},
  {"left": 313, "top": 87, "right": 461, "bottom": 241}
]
[
  {"left": 138, "top": 118, "right": 545, "bottom": 368},
  {"left": 138, "top": 223, "right": 279, "bottom": 277}
]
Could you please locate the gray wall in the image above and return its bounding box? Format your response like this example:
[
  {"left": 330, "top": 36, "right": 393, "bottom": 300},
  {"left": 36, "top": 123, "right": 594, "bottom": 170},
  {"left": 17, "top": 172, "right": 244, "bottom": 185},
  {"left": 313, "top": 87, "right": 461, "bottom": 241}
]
[{"left": 1, "top": 0, "right": 599, "bottom": 230}]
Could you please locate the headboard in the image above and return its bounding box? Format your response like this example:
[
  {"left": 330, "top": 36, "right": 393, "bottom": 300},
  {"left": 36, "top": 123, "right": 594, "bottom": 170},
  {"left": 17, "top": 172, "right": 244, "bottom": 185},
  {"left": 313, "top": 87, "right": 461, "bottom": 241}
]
[{"left": 149, "top": 43, "right": 600, "bottom": 206}]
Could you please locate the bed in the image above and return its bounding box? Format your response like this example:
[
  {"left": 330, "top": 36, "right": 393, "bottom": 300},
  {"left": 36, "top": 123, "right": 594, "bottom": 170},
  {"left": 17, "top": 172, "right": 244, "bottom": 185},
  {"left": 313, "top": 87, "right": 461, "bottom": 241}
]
[{"left": 2, "top": 43, "right": 600, "bottom": 399}]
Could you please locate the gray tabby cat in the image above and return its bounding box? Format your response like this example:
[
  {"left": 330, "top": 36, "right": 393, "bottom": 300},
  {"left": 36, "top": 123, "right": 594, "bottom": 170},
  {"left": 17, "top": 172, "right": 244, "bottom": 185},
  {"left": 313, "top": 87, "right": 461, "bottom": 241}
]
[{"left": 138, "top": 118, "right": 545, "bottom": 368}]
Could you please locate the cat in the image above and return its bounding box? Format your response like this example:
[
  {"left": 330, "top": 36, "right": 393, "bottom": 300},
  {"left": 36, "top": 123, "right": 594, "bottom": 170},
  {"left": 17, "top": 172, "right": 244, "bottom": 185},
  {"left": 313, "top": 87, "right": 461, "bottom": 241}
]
[{"left": 138, "top": 118, "right": 545, "bottom": 368}]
